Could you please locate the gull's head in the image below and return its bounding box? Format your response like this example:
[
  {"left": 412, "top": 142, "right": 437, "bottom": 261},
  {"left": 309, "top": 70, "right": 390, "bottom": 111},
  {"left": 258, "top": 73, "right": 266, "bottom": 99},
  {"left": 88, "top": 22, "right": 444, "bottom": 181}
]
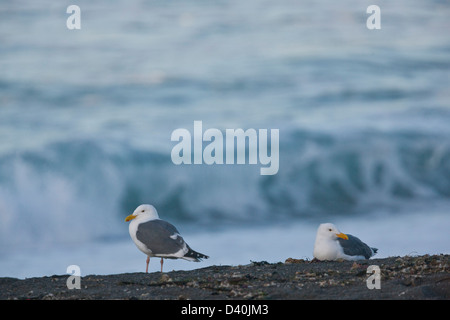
[
  {"left": 125, "top": 204, "right": 159, "bottom": 222},
  {"left": 317, "top": 223, "right": 349, "bottom": 241}
]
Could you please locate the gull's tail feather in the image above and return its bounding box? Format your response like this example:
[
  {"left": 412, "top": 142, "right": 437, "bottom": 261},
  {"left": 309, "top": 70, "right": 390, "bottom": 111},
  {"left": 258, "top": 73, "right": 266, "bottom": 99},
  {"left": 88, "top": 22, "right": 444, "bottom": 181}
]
[{"left": 184, "top": 246, "right": 209, "bottom": 262}]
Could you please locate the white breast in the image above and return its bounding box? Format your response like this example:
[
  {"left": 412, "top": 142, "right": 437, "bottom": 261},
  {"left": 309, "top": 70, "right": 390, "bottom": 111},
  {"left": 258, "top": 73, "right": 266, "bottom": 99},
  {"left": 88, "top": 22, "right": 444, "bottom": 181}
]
[
  {"left": 129, "top": 216, "right": 154, "bottom": 256},
  {"left": 313, "top": 238, "right": 342, "bottom": 261}
]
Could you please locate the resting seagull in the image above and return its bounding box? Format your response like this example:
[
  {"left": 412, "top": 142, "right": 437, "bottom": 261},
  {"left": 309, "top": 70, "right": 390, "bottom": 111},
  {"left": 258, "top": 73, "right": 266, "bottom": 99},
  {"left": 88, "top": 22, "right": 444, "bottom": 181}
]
[
  {"left": 125, "top": 204, "right": 209, "bottom": 273},
  {"left": 313, "top": 223, "right": 378, "bottom": 261}
]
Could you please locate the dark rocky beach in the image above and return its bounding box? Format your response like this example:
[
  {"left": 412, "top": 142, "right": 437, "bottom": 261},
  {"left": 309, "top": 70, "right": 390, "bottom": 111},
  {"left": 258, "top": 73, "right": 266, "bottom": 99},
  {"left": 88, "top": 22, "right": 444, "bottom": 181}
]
[{"left": 1, "top": 254, "right": 448, "bottom": 300}]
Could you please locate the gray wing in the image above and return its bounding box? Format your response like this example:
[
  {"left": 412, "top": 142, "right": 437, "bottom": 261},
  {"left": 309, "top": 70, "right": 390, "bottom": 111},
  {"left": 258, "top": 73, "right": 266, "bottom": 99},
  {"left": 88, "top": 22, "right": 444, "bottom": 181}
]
[
  {"left": 136, "top": 219, "right": 187, "bottom": 256},
  {"left": 337, "top": 234, "right": 375, "bottom": 259}
]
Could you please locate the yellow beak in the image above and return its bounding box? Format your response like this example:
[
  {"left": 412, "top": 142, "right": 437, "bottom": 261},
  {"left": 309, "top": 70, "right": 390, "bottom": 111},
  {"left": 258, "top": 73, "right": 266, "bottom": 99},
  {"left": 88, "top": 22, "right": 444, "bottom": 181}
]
[
  {"left": 125, "top": 214, "right": 136, "bottom": 222},
  {"left": 336, "top": 232, "right": 349, "bottom": 240}
]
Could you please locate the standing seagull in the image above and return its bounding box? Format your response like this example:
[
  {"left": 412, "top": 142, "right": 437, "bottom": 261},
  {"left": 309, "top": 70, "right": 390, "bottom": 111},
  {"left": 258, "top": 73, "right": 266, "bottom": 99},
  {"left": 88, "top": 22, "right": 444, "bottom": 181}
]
[
  {"left": 125, "top": 204, "right": 209, "bottom": 273},
  {"left": 313, "top": 223, "right": 378, "bottom": 261}
]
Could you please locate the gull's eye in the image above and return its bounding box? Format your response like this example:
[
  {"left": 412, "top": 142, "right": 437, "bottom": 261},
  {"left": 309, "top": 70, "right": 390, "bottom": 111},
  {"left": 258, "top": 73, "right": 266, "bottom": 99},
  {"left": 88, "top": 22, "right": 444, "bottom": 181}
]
[
  {"left": 328, "top": 228, "right": 332, "bottom": 232},
  {"left": 141, "top": 210, "right": 145, "bottom": 213}
]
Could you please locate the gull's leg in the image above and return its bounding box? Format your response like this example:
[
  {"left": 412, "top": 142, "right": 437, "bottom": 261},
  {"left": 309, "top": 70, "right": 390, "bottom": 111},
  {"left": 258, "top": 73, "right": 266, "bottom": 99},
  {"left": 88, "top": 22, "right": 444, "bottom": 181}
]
[
  {"left": 160, "top": 258, "right": 164, "bottom": 273},
  {"left": 146, "top": 256, "right": 150, "bottom": 273}
]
